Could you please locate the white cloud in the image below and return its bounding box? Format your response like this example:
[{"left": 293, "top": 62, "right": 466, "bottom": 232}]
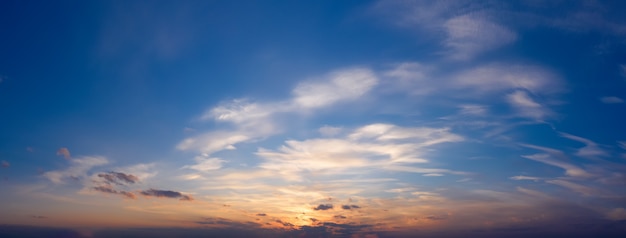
[
  {"left": 443, "top": 14, "right": 517, "bottom": 60},
  {"left": 319, "top": 125, "right": 342, "bottom": 137},
  {"left": 383, "top": 62, "right": 434, "bottom": 95},
  {"left": 177, "top": 130, "right": 253, "bottom": 155},
  {"left": 510, "top": 175, "right": 541, "bottom": 181},
  {"left": 600, "top": 96, "right": 624, "bottom": 104},
  {"left": 183, "top": 157, "right": 225, "bottom": 172},
  {"left": 521, "top": 153, "right": 591, "bottom": 178},
  {"left": 291, "top": 68, "right": 378, "bottom": 109},
  {"left": 43, "top": 156, "right": 109, "bottom": 184},
  {"left": 507, "top": 90, "right": 550, "bottom": 120},
  {"left": 452, "top": 64, "right": 562, "bottom": 96},
  {"left": 348, "top": 123, "right": 463, "bottom": 145},
  {"left": 559, "top": 132, "right": 609, "bottom": 158},
  {"left": 458, "top": 104, "right": 488, "bottom": 116},
  {"left": 385, "top": 165, "right": 467, "bottom": 175},
  {"left": 257, "top": 123, "right": 464, "bottom": 180}
]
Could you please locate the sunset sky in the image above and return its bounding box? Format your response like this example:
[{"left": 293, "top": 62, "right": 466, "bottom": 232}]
[{"left": 1, "top": 0, "right": 626, "bottom": 237}]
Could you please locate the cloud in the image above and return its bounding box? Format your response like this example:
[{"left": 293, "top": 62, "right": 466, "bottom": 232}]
[
  {"left": 256, "top": 123, "right": 465, "bottom": 181},
  {"left": 93, "top": 185, "right": 136, "bottom": 199},
  {"left": 546, "top": 180, "right": 600, "bottom": 196},
  {"left": 56, "top": 147, "right": 71, "bottom": 160},
  {"left": 600, "top": 96, "right": 624, "bottom": 104},
  {"left": 341, "top": 205, "right": 360, "bottom": 210},
  {"left": 313, "top": 204, "right": 333, "bottom": 211},
  {"left": 183, "top": 157, "right": 225, "bottom": 172},
  {"left": 619, "top": 141, "right": 626, "bottom": 150},
  {"left": 559, "top": 132, "right": 609, "bottom": 158},
  {"left": 451, "top": 64, "right": 563, "bottom": 96},
  {"left": 443, "top": 14, "right": 516, "bottom": 60},
  {"left": 140, "top": 189, "right": 193, "bottom": 201},
  {"left": 97, "top": 171, "right": 139, "bottom": 185},
  {"left": 291, "top": 68, "right": 378, "bottom": 109},
  {"left": 510, "top": 175, "right": 541, "bottom": 181},
  {"left": 334, "top": 215, "right": 347, "bottom": 219},
  {"left": 43, "top": 156, "right": 109, "bottom": 184},
  {"left": 521, "top": 153, "right": 591, "bottom": 178},
  {"left": 1, "top": 160, "right": 9, "bottom": 168},
  {"left": 256, "top": 213, "right": 266, "bottom": 216},
  {"left": 319, "top": 125, "right": 342, "bottom": 137},
  {"left": 621, "top": 64, "right": 626, "bottom": 78},
  {"left": 506, "top": 90, "right": 550, "bottom": 120}
]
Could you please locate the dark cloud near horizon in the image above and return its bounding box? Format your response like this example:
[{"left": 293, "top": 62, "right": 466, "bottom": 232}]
[
  {"left": 30, "top": 215, "right": 47, "bottom": 219},
  {"left": 313, "top": 204, "right": 333, "bottom": 211},
  {"left": 256, "top": 213, "right": 266, "bottom": 216},
  {"left": 341, "top": 204, "right": 360, "bottom": 210},
  {"left": 334, "top": 215, "right": 347, "bottom": 219},
  {"left": 275, "top": 219, "right": 294, "bottom": 227},
  {"left": 140, "top": 188, "right": 193, "bottom": 201},
  {"left": 93, "top": 185, "right": 136, "bottom": 199},
  {"left": 97, "top": 171, "right": 139, "bottom": 185}
]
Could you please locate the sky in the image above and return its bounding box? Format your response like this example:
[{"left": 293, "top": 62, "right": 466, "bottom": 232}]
[{"left": 1, "top": 0, "right": 626, "bottom": 237}]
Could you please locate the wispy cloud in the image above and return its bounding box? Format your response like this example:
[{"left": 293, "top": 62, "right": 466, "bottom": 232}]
[
  {"left": 1, "top": 160, "right": 9, "bottom": 168},
  {"left": 43, "top": 156, "right": 109, "bottom": 184},
  {"left": 559, "top": 132, "right": 609, "bottom": 158},
  {"left": 520, "top": 153, "right": 591, "bottom": 178},
  {"left": 600, "top": 96, "right": 624, "bottom": 104},
  {"left": 183, "top": 157, "right": 225, "bottom": 172},
  {"left": 56, "top": 147, "right": 71, "bottom": 160},
  {"left": 546, "top": 180, "right": 600, "bottom": 196},
  {"left": 292, "top": 68, "right": 378, "bottom": 109},
  {"left": 178, "top": 67, "right": 380, "bottom": 171},
  {"left": 510, "top": 175, "right": 541, "bottom": 181},
  {"left": 507, "top": 90, "right": 550, "bottom": 120},
  {"left": 443, "top": 14, "right": 516, "bottom": 60}
]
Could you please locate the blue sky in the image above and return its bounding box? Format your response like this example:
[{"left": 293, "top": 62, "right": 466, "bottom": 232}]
[{"left": 1, "top": 0, "right": 626, "bottom": 237}]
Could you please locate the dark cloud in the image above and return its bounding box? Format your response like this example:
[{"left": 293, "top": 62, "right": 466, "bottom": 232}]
[
  {"left": 31, "top": 215, "right": 48, "bottom": 219},
  {"left": 341, "top": 204, "right": 360, "bottom": 210},
  {"left": 1, "top": 160, "right": 9, "bottom": 168},
  {"left": 97, "top": 171, "right": 139, "bottom": 185},
  {"left": 313, "top": 204, "right": 333, "bottom": 211},
  {"left": 195, "top": 217, "right": 261, "bottom": 230},
  {"left": 275, "top": 219, "right": 294, "bottom": 227},
  {"left": 56, "top": 147, "right": 71, "bottom": 159},
  {"left": 140, "top": 188, "right": 193, "bottom": 201},
  {"left": 93, "top": 185, "right": 136, "bottom": 199},
  {"left": 334, "top": 215, "right": 347, "bottom": 219},
  {"left": 256, "top": 213, "right": 266, "bottom": 216}
]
